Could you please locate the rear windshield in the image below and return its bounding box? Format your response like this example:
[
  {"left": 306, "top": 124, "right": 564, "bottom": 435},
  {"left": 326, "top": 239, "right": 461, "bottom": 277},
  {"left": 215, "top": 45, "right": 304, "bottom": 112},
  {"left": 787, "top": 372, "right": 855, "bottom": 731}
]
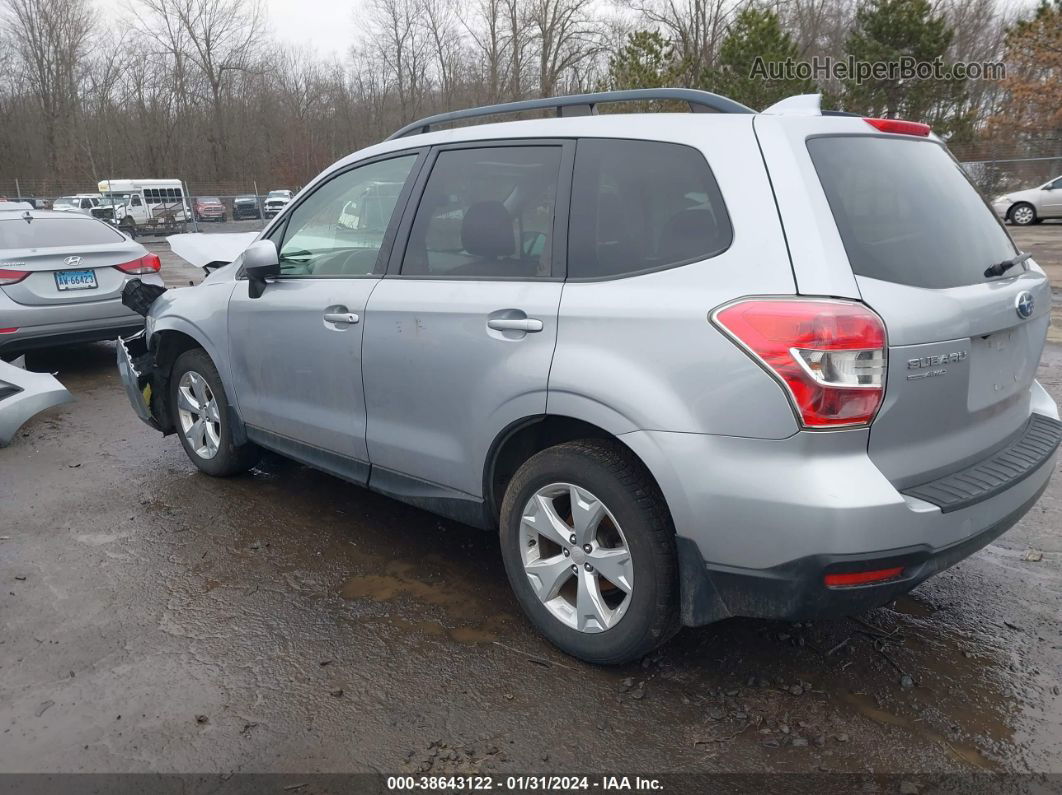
[
  {"left": 0, "top": 217, "right": 124, "bottom": 248},
  {"left": 807, "top": 136, "right": 1016, "bottom": 289}
]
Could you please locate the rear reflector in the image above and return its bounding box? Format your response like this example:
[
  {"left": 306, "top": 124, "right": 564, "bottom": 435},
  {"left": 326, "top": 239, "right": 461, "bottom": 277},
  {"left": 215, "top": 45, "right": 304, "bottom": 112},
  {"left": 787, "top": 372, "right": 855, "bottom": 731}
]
[
  {"left": 824, "top": 567, "right": 904, "bottom": 588},
  {"left": 115, "top": 253, "right": 162, "bottom": 275},
  {"left": 0, "top": 268, "right": 29, "bottom": 286},
  {"left": 863, "top": 117, "right": 931, "bottom": 137},
  {"left": 712, "top": 298, "right": 887, "bottom": 428}
]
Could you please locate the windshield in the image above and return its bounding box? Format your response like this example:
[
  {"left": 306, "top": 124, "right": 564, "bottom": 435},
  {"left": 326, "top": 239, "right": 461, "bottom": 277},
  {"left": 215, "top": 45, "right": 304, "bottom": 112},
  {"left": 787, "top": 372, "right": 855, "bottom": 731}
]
[
  {"left": 200, "top": 197, "right": 221, "bottom": 203},
  {"left": 53, "top": 197, "right": 78, "bottom": 209},
  {"left": 0, "top": 217, "right": 124, "bottom": 248},
  {"left": 267, "top": 191, "right": 290, "bottom": 199},
  {"left": 100, "top": 193, "right": 133, "bottom": 206},
  {"left": 808, "top": 136, "right": 1017, "bottom": 289}
]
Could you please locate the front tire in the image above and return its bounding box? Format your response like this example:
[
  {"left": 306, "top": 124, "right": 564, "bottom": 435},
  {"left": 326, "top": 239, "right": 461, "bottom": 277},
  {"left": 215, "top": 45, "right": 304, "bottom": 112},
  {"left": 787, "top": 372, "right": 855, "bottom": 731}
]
[
  {"left": 169, "top": 348, "right": 260, "bottom": 477},
  {"left": 1010, "top": 202, "right": 1036, "bottom": 226},
  {"left": 499, "top": 439, "right": 679, "bottom": 664}
]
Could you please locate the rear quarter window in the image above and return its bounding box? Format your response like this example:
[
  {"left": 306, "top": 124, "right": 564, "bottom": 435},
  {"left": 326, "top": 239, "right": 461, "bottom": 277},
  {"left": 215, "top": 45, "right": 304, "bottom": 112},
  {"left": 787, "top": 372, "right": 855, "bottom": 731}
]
[
  {"left": 807, "top": 135, "right": 1016, "bottom": 289},
  {"left": 567, "top": 139, "right": 732, "bottom": 280},
  {"left": 0, "top": 217, "right": 125, "bottom": 249}
]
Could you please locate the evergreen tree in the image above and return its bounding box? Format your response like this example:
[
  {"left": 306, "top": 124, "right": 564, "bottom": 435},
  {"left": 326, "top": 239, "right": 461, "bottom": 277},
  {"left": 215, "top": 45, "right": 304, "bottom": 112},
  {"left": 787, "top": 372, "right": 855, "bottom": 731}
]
[
  {"left": 842, "top": 0, "right": 967, "bottom": 133},
  {"left": 701, "top": 8, "right": 816, "bottom": 111},
  {"left": 604, "top": 30, "right": 681, "bottom": 91}
]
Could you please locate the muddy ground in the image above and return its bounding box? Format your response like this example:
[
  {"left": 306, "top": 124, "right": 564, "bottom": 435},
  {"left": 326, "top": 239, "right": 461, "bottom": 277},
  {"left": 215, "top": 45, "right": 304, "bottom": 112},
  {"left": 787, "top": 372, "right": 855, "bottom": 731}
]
[{"left": 1, "top": 225, "right": 1061, "bottom": 777}]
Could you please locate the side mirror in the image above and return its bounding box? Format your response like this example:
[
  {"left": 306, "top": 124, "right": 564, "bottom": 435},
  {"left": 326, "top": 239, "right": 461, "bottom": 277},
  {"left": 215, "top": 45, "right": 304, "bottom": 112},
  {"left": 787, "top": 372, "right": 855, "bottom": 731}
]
[{"left": 244, "top": 240, "right": 280, "bottom": 299}]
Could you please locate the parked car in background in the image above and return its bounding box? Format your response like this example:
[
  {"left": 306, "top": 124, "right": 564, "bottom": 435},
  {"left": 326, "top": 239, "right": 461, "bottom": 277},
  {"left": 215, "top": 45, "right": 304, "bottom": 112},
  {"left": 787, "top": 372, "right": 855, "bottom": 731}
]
[
  {"left": 993, "top": 175, "right": 1062, "bottom": 225},
  {"left": 263, "top": 190, "right": 293, "bottom": 218},
  {"left": 232, "top": 195, "right": 261, "bottom": 220},
  {"left": 52, "top": 195, "right": 101, "bottom": 215},
  {"left": 117, "top": 89, "right": 1059, "bottom": 665},
  {"left": 193, "top": 196, "right": 226, "bottom": 223},
  {"left": 0, "top": 209, "right": 164, "bottom": 357}
]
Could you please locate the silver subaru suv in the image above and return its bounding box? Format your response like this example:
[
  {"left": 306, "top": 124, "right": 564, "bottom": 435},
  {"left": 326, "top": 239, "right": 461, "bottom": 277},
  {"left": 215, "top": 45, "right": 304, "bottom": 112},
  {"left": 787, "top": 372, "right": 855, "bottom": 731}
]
[{"left": 118, "top": 89, "right": 1061, "bottom": 664}]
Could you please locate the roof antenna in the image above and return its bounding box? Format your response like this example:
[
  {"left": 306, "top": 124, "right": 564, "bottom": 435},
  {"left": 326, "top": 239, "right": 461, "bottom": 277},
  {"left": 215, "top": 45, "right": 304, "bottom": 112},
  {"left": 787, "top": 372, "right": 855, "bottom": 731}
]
[{"left": 21, "top": 210, "right": 33, "bottom": 223}]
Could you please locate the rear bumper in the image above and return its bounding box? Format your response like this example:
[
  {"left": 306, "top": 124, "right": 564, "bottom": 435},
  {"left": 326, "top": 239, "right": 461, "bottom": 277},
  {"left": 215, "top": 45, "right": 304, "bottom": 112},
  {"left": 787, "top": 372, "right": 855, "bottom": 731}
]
[
  {"left": 0, "top": 316, "right": 145, "bottom": 356},
  {"left": 620, "top": 391, "right": 1060, "bottom": 626},
  {"left": 676, "top": 471, "right": 1050, "bottom": 623}
]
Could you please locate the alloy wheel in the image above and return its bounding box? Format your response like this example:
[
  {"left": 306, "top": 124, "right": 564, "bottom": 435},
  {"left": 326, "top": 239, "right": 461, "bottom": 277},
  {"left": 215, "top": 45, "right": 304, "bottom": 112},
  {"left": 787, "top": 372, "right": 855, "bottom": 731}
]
[
  {"left": 176, "top": 370, "right": 221, "bottom": 459},
  {"left": 519, "top": 483, "right": 634, "bottom": 633}
]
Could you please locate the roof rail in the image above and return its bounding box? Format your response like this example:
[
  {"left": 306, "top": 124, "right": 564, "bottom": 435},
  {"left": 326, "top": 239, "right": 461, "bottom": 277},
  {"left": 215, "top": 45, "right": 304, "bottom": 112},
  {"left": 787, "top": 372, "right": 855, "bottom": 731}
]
[{"left": 386, "top": 88, "right": 755, "bottom": 140}]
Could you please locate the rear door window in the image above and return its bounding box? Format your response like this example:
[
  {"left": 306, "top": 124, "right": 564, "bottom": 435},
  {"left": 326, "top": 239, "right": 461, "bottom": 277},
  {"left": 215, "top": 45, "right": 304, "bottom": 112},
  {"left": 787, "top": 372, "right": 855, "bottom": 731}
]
[
  {"left": 399, "top": 145, "right": 562, "bottom": 279},
  {"left": 0, "top": 218, "right": 124, "bottom": 248},
  {"left": 807, "top": 136, "right": 1017, "bottom": 289},
  {"left": 567, "top": 139, "right": 732, "bottom": 280}
]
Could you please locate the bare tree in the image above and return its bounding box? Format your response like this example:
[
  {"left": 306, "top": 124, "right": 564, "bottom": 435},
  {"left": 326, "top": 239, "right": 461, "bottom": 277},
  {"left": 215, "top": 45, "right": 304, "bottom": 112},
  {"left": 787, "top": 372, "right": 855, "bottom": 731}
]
[
  {"left": 464, "top": 0, "right": 509, "bottom": 103},
  {"left": 1, "top": 0, "right": 96, "bottom": 178},
  {"left": 131, "top": 0, "right": 265, "bottom": 177},
  {"left": 527, "top": 0, "right": 602, "bottom": 97},
  {"left": 368, "top": 0, "right": 431, "bottom": 121}
]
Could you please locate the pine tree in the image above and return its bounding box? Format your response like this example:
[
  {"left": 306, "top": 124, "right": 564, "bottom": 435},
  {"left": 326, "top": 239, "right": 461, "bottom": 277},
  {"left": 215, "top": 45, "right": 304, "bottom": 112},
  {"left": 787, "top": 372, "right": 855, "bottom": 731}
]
[
  {"left": 700, "top": 8, "right": 816, "bottom": 111},
  {"left": 604, "top": 31, "right": 681, "bottom": 91},
  {"left": 842, "top": 0, "right": 967, "bottom": 133}
]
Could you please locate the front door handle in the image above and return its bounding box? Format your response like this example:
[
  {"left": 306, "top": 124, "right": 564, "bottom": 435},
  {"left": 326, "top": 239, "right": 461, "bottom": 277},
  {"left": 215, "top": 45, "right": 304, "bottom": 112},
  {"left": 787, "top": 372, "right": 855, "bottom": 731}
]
[
  {"left": 487, "top": 318, "right": 543, "bottom": 333},
  {"left": 324, "top": 312, "right": 359, "bottom": 325}
]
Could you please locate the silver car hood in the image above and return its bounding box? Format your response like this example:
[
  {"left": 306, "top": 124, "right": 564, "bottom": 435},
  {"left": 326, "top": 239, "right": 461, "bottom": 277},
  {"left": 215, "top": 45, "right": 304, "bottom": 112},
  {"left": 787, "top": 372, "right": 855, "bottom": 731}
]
[{"left": 0, "top": 358, "right": 73, "bottom": 446}]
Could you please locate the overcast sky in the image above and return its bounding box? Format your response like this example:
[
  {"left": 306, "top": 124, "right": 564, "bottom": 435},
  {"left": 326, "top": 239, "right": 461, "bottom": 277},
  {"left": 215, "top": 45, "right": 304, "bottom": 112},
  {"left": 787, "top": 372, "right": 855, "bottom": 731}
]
[{"left": 264, "top": 0, "right": 360, "bottom": 59}]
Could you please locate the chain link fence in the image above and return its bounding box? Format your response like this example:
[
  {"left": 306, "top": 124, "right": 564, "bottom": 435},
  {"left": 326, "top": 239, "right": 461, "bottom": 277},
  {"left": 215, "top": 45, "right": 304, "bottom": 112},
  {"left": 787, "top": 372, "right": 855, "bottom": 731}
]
[{"left": 0, "top": 178, "right": 296, "bottom": 236}]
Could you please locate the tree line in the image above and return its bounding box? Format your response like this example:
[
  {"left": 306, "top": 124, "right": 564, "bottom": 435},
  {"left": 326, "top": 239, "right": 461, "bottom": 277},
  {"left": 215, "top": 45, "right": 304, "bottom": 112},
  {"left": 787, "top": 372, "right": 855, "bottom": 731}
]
[{"left": 0, "top": 0, "right": 1058, "bottom": 196}]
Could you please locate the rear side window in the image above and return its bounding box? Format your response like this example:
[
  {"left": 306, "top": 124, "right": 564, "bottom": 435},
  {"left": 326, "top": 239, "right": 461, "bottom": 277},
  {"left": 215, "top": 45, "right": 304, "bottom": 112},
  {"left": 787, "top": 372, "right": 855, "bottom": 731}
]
[
  {"left": 567, "top": 139, "right": 732, "bottom": 280},
  {"left": 400, "top": 146, "right": 562, "bottom": 279},
  {"left": 0, "top": 218, "right": 124, "bottom": 248},
  {"left": 808, "top": 136, "right": 1016, "bottom": 289}
]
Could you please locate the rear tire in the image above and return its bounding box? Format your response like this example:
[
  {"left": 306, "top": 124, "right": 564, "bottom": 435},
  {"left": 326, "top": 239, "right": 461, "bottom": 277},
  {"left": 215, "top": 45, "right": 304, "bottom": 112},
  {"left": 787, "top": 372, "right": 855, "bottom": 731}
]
[
  {"left": 499, "top": 439, "right": 679, "bottom": 664},
  {"left": 1010, "top": 202, "right": 1036, "bottom": 226},
  {"left": 169, "top": 348, "right": 260, "bottom": 477}
]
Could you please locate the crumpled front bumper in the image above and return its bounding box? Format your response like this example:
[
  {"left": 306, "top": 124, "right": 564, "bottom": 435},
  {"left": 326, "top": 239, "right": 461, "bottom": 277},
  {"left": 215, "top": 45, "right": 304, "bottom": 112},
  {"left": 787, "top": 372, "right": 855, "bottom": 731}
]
[
  {"left": 117, "top": 331, "right": 161, "bottom": 430},
  {"left": 0, "top": 358, "right": 73, "bottom": 447}
]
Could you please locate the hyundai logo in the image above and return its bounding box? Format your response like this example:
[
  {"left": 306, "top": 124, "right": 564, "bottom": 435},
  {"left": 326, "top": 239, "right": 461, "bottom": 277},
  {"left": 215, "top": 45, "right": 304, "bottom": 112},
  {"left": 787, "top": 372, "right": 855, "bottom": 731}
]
[
  {"left": 1015, "top": 291, "right": 1034, "bottom": 320},
  {"left": 64, "top": 255, "right": 82, "bottom": 267}
]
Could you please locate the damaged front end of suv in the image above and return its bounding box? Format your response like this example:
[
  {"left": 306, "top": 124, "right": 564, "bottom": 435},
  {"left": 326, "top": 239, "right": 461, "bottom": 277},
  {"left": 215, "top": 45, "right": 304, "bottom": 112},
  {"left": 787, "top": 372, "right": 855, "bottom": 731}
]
[{"left": 117, "top": 279, "right": 173, "bottom": 433}]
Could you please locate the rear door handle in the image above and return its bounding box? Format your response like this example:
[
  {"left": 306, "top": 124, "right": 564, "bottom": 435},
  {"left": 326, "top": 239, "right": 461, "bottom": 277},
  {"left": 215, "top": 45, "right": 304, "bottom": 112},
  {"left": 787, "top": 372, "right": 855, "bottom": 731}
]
[
  {"left": 487, "top": 318, "right": 543, "bottom": 333},
  {"left": 324, "top": 312, "right": 359, "bottom": 324}
]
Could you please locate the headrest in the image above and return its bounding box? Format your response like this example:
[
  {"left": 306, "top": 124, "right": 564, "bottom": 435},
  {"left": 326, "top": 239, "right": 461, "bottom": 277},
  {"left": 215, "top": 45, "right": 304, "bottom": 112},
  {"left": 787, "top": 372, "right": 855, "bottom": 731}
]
[{"left": 461, "top": 201, "right": 514, "bottom": 258}]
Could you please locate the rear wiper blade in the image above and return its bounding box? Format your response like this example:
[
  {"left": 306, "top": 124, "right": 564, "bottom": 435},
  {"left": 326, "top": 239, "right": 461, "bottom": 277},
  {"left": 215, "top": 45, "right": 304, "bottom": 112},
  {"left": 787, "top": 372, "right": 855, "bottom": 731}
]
[{"left": 984, "top": 252, "right": 1031, "bottom": 278}]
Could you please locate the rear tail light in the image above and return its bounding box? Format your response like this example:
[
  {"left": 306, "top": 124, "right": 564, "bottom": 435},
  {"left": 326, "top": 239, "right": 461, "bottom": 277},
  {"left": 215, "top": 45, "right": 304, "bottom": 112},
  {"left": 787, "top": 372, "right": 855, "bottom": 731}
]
[
  {"left": 824, "top": 567, "right": 904, "bottom": 588},
  {"left": 0, "top": 268, "right": 29, "bottom": 286},
  {"left": 863, "top": 117, "right": 931, "bottom": 137},
  {"left": 712, "top": 298, "right": 887, "bottom": 428},
  {"left": 115, "top": 253, "right": 162, "bottom": 275},
  {"left": 0, "top": 327, "right": 18, "bottom": 333}
]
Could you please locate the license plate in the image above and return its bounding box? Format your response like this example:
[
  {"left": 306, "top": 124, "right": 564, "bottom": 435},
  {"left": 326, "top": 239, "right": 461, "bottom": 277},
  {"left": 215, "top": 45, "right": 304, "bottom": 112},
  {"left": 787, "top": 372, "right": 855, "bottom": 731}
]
[{"left": 55, "top": 269, "right": 98, "bottom": 291}]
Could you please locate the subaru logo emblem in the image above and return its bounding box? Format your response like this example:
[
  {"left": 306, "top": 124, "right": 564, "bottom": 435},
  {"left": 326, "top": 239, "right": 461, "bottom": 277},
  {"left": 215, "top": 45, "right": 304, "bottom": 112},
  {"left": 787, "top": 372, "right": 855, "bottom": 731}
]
[
  {"left": 1015, "top": 291, "right": 1034, "bottom": 319},
  {"left": 64, "top": 255, "right": 82, "bottom": 267}
]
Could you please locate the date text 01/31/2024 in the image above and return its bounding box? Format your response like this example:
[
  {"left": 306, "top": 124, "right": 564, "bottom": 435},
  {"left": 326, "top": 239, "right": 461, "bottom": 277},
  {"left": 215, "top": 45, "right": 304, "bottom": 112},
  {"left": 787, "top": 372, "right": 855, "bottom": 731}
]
[{"left": 386, "top": 776, "right": 663, "bottom": 791}]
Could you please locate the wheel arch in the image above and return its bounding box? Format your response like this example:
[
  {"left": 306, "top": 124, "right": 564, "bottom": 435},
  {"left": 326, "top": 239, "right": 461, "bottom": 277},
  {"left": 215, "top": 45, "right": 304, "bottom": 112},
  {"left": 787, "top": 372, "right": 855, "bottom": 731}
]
[
  {"left": 149, "top": 325, "right": 245, "bottom": 442},
  {"left": 483, "top": 414, "right": 666, "bottom": 526}
]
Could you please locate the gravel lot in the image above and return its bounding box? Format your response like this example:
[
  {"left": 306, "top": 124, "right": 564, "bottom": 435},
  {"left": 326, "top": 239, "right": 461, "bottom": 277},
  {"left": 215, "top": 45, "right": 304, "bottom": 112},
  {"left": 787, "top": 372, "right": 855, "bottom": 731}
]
[{"left": 1, "top": 220, "right": 1060, "bottom": 776}]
